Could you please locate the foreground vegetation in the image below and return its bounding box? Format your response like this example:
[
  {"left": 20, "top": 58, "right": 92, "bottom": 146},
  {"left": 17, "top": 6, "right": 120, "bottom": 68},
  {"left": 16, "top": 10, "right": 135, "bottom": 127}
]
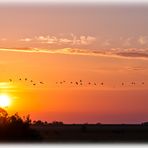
[
  {"left": 0, "top": 108, "right": 41, "bottom": 142},
  {"left": 1, "top": 108, "right": 148, "bottom": 142}
]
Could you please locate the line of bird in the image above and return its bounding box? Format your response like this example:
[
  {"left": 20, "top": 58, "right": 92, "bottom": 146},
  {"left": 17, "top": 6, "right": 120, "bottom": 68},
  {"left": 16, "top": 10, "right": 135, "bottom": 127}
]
[
  {"left": 8, "top": 78, "right": 145, "bottom": 87},
  {"left": 55, "top": 80, "right": 145, "bottom": 86},
  {"left": 9, "top": 78, "right": 44, "bottom": 86}
]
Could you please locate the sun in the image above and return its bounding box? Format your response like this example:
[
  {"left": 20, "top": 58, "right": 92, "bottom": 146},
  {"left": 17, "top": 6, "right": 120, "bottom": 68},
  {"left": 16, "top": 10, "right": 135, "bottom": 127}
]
[{"left": 0, "top": 94, "right": 11, "bottom": 108}]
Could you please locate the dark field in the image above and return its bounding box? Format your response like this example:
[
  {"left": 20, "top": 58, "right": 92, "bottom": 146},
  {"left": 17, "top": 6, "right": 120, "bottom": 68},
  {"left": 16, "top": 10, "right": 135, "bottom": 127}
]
[
  {"left": 31, "top": 124, "right": 148, "bottom": 143},
  {"left": 0, "top": 111, "right": 148, "bottom": 143}
]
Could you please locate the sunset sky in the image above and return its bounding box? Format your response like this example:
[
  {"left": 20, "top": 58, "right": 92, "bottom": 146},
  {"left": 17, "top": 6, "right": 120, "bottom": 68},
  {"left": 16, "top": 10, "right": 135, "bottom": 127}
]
[{"left": 0, "top": 3, "right": 148, "bottom": 124}]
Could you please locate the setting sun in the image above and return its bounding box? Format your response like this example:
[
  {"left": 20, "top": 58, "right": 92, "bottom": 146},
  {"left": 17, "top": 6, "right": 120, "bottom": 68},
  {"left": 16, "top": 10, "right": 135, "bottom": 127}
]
[{"left": 0, "top": 94, "right": 11, "bottom": 108}]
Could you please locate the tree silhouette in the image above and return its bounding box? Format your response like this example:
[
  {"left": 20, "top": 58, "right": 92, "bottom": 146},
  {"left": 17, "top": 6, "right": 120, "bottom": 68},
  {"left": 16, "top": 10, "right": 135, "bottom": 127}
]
[{"left": 0, "top": 108, "right": 42, "bottom": 142}]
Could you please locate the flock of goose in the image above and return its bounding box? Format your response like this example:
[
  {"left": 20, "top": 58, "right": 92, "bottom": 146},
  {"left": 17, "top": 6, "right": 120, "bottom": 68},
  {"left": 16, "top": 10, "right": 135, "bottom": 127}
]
[
  {"left": 9, "top": 78, "right": 44, "bottom": 86},
  {"left": 56, "top": 80, "right": 103, "bottom": 86},
  {"left": 8, "top": 78, "right": 146, "bottom": 88},
  {"left": 55, "top": 80, "right": 145, "bottom": 87}
]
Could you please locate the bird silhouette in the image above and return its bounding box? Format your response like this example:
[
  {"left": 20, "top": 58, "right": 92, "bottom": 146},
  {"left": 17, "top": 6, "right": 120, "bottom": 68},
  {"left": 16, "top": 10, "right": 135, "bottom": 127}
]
[
  {"left": 76, "top": 82, "right": 78, "bottom": 85},
  {"left": 25, "top": 78, "right": 27, "bottom": 81},
  {"left": 121, "top": 82, "right": 124, "bottom": 86},
  {"left": 101, "top": 82, "right": 104, "bottom": 85},
  {"left": 131, "top": 82, "right": 135, "bottom": 85},
  {"left": 30, "top": 80, "right": 33, "bottom": 82},
  {"left": 40, "top": 82, "right": 44, "bottom": 84},
  {"left": 33, "top": 83, "right": 36, "bottom": 86},
  {"left": 19, "top": 78, "right": 21, "bottom": 81},
  {"left": 9, "top": 79, "right": 12, "bottom": 82}
]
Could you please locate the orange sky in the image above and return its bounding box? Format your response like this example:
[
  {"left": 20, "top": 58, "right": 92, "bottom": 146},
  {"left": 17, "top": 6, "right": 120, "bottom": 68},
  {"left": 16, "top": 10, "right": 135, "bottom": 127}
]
[
  {"left": 0, "top": 50, "right": 147, "bottom": 124},
  {"left": 0, "top": 4, "right": 148, "bottom": 123}
]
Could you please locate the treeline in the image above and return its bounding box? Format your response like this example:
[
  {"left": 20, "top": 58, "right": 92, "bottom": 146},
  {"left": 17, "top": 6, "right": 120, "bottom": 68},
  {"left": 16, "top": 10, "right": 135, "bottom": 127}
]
[
  {"left": 32, "top": 120, "right": 64, "bottom": 126},
  {"left": 0, "top": 108, "right": 42, "bottom": 142},
  {"left": 31, "top": 120, "right": 148, "bottom": 126}
]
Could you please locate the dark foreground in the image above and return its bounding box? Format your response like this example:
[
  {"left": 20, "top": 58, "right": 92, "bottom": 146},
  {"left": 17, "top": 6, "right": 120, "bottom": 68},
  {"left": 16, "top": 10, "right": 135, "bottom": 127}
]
[
  {"left": 1, "top": 109, "right": 148, "bottom": 143},
  {"left": 30, "top": 124, "right": 148, "bottom": 143},
  {"left": 2, "top": 109, "right": 148, "bottom": 143}
]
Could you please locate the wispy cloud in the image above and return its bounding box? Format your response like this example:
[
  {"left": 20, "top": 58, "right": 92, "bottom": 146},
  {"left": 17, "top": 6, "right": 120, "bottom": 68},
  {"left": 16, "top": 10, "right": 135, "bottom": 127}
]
[
  {"left": 20, "top": 38, "right": 32, "bottom": 42},
  {"left": 59, "top": 38, "right": 72, "bottom": 44},
  {"left": 1, "top": 47, "right": 148, "bottom": 60},
  {"left": 71, "top": 35, "right": 96, "bottom": 45},
  {"left": 103, "top": 39, "right": 111, "bottom": 46},
  {"left": 116, "top": 52, "right": 148, "bottom": 58},
  {"left": 1, "top": 34, "right": 148, "bottom": 60},
  {"left": 20, "top": 34, "right": 96, "bottom": 46},
  {"left": 123, "top": 37, "right": 132, "bottom": 47},
  {"left": 0, "top": 48, "right": 38, "bottom": 53},
  {"left": 0, "top": 38, "right": 7, "bottom": 41},
  {"left": 138, "top": 36, "right": 147, "bottom": 45},
  {"left": 67, "top": 48, "right": 148, "bottom": 60},
  {"left": 125, "top": 66, "right": 146, "bottom": 71},
  {"left": 35, "top": 36, "right": 58, "bottom": 44}
]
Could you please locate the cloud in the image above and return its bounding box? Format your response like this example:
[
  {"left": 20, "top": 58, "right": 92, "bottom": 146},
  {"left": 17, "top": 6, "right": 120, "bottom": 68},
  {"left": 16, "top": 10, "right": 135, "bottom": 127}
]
[
  {"left": 29, "top": 34, "right": 97, "bottom": 46},
  {"left": 126, "top": 66, "right": 146, "bottom": 71},
  {"left": 138, "top": 36, "right": 147, "bottom": 45},
  {"left": 121, "top": 36, "right": 148, "bottom": 47},
  {"left": 59, "top": 38, "right": 72, "bottom": 44},
  {"left": 1, "top": 46, "right": 148, "bottom": 60},
  {"left": 0, "top": 38, "right": 7, "bottom": 41},
  {"left": 36, "top": 36, "right": 47, "bottom": 41},
  {"left": 18, "top": 34, "right": 148, "bottom": 48},
  {"left": 20, "top": 38, "right": 32, "bottom": 42},
  {"left": 0, "top": 48, "right": 38, "bottom": 53},
  {"left": 103, "top": 39, "right": 111, "bottom": 46},
  {"left": 123, "top": 37, "right": 132, "bottom": 47},
  {"left": 70, "top": 34, "right": 96, "bottom": 45},
  {"left": 116, "top": 52, "right": 148, "bottom": 58},
  {"left": 79, "top": 36, "right": 96, "bottom": 45},
  {"left": 35, "top": 36, "right": 58, "bottom": 44}
]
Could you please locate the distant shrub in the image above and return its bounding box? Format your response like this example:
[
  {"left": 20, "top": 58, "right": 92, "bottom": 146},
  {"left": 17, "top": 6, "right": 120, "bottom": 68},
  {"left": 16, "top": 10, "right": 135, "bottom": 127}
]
[
  {"left": 33, "top": 120, "right": 45, "bottom": 126},
  {"left": 51, "top": 121, "right": 64, "bottom": 125},
  {"left": 141, "top": 122, "right": 148, "bottom": 126},
  {"left": 96, "top": 122, "right": 102, "bottom": 125}
]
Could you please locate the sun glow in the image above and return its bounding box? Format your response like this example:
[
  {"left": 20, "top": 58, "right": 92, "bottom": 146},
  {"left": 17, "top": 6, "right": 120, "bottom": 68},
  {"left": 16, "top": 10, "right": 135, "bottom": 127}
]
[{"left": 0, "top": 94, "right": 11, "bottom": 108}]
